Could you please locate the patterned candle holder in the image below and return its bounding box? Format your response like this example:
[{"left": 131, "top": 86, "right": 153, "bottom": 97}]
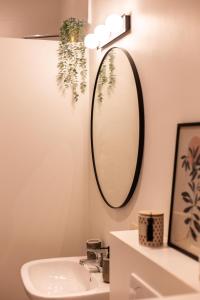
[{"left": 138, "top": 211, "right": 164, "bottom": 247}]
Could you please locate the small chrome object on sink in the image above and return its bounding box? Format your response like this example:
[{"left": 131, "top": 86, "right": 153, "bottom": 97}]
[{"left": 80, "top": 246, "right": 110, "bottom": 279}]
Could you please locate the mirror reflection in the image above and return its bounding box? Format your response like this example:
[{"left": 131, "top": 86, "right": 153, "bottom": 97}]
[{"left": 91, "top": 47, "right": 144, "bottom": 208}]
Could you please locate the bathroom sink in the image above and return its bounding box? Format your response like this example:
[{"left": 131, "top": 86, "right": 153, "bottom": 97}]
[{"left": 21, "top": 256, "right": 109, "bottom": 300}]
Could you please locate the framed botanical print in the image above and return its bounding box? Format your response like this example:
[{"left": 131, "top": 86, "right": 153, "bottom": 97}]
[{"left": 168, "top": 122, "right": 200, "bottom": 260}]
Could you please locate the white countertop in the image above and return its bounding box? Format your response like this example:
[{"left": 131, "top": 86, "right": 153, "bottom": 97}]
[
  {"left": 110, "top": 230, "right": 200, "bottom": 299},
  {"left": 160, "top": 294, "right": 200, "bottom": 300}
]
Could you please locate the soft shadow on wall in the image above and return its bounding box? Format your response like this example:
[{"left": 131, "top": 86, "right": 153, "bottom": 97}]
[{"left": 0, "top": 37, "right": 89, "bottom": 300}]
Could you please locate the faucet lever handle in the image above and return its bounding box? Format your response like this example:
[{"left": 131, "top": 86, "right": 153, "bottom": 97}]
[{"left": 90, "top": 246, "right": 109, "bottom": 255}]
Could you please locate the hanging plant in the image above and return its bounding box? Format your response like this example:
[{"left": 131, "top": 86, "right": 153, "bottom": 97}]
[
  {"left": 97, "top": 50, "right": 116, "bottom": 102},
  {"left": 57, "top": 18, "right": 87, "bottom": 102}
]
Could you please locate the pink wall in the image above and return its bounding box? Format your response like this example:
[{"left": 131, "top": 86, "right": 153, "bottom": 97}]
[
  {"left": 0, "top": 0, "right": 88, "bottom": 38},
  {"left": 0, "top": 37, "right": 89, "bottom": 300},
  {"left": 0, "top": 0, "right": 61, "bottom": 37},
  {"left": 88, "top": 0, "right": 200, "bottom": 243},
  {"left": 1, "top": 0, "right": 200, "bottom": 298},
  {"left": 60, "top": 0, "right": 88, "bottom": 23}
]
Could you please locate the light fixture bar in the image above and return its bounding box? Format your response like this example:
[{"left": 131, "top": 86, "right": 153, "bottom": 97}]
[{"left": 99, "top": 14, "right": 131, "bottom": 49}]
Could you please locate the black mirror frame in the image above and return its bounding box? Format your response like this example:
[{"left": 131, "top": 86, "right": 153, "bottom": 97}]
[{"left": 90, "top": 47, "right": 145, "bottom": 209}]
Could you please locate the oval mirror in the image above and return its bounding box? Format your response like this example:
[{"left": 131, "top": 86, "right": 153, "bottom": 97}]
[{"left": 91, "top": 47, "right": 144, "bottom": 208}]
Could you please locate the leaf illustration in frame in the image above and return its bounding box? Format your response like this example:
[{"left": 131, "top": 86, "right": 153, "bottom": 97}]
[
  {"left": 193, "top": 213, "right": 200, "bottom": 221},
  {"left": 181, "top": 191, "right": 193, "bottom": 203},
  {"left": 168, "top": 123, "right": 200, "bottom": 261},
  {"left": 183, "top": 206, "right": 193, "bottom": 213},
  {"left": 188, "top": 182, "right": 195, "bottom": 192},
  {"left": 193, "top": 220, "right": 200, "bottom": 233},
  {"left": 196, "top": 153, "right": 200, "bottom": 165},
  {"left": 193, "top": 146, "right": 199, "bottom": 159},
  {"left": 190, "top": 227, "right": 197, "bottom": 241},
  {"left": 184, "top": 217, "right": 191, "bottom": 224}
]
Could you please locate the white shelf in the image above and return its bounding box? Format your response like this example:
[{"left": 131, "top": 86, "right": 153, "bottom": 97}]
[
  {"left": 109, "top": 230, "right": 200, "bottom": 300},
  {"left": 111, "top": 230, "right": 200, "bottom": 292}
]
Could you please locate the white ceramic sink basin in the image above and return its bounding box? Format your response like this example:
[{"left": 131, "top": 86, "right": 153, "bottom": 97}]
[{"left": 21, "top": 256, "right": 109, "bottom": 300}]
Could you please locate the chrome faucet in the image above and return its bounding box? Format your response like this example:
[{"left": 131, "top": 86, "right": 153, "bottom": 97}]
[
  {"left": 79, "top": 258, "right": 101, "bottom": 273},
  {"left": 79, "top": 246, "right": 110, "bottom": 273}
]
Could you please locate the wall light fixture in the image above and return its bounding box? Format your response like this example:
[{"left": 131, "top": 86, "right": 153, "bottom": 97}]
[{"left": 84, "top": 14, "right": 131, "bottom": 49}]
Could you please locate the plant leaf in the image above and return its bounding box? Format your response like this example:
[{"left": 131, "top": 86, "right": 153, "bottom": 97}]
[
  {"left": 188, "top": 182, "right": 195, "bottom": 192},
  {"left": 193, "top": 213, "right": 200, "bottom": 220},
  {"left": 184, "top": 217, "right": 191, "bottom": 224},
  {"left": 195, "top": 194, "right": 199, "bottom": 203},
  {"left": 186, "top": 161, "right": 190, "bottom": 170},
  {"left": 181, "top": 155, "right": 187, "bottom": 159},
  {"left": 182, "top": 197, "right": 193, "bottom": 203},
  {"left": 190, "top": 227, "right": 197, "bottom": 241},
  {"left": 189, "top": 147, "right": 193, "bottom": 157},
  {"left": 181, "top": 191, "right": 193, "bottom": 203},
  {"left": 181, "top": 192, "right": 192, "bottom": 199},
  {"left": 182, "top": 161, "right": 186, "bottom": 168},
  {"left": 194, "top": 147, "right": 199, "bottom": 159},
  {"left": 191, "top": 170, "right": 197, "bottom": 181},
  {"left": 196, "top": 153, "right": 200, "bottom": 165},
  {"left": 193, "top": 220, "right": 200, "bottom": 232},
  {"left": 183, "top": 206, "right": 193, "bottom": 213}
]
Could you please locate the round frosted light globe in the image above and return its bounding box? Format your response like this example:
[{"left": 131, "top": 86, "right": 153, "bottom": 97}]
[
  {"left": 94, "top": 25, "right": 110, "bottom": 44},
  {"left": 84, "top": 33, "right": 98, "bottom": 49},
  {"left": 105, "top": 14, "right": 123, "bottom": 34}
]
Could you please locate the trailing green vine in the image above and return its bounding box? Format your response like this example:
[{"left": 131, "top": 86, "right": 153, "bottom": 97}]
[
  {"left": 97, "top": 50, "right": 116, "bottom": 102},
  {"left": 57, "top": 18, "right": 87, "bottom": 102}
]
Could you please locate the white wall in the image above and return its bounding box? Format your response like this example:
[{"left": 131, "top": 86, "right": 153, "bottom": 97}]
[
  {"left": 88, "top": 0, "right": 200, "bottom": 243},
  {"left": 0, "top": 37, "right": 89, "bottom": 300}
]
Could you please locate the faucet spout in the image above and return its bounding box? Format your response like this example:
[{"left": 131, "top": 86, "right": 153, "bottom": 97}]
[
  {"left": 79, "top": 258, "right": 102, "bottom": 273},
  {"left": 79, "top": 258, "right": 96, "bottom": 265},
  {"left": 79, "top": 245, "right": 110, "bottom": 272}
]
